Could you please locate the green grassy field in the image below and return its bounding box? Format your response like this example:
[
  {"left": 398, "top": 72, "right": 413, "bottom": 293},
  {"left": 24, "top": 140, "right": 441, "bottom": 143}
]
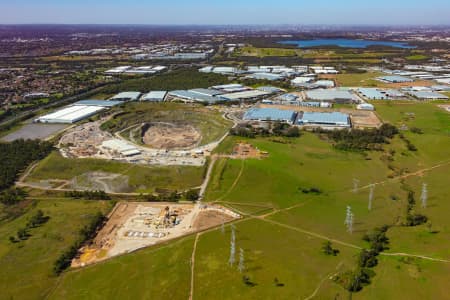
[
  {"left": 0, "top": 199, "right": 110, "bottom": 300},
  {"left": 2, "top": 100, "right": 449, "bottom": 299},
  {"left": 354, "top": 256, "right": 450, "bottom": 300},
  {"left": 193, "top": 219, "right": 357, "bottom": 300},
  {"left": 49, "top": 236, "right": 195, "bottom": 300},
  {"left": 199, "top": 100, "right": 450, "bottom": 297},
  {"left": 26, "top": 151, "right": 204, "bottom": 193},
  {"left": 405, "top": 55, "right": 429, "bottom": 61},
  {"left": 335, "top": 71, "right": 384, "bottom": 87},
  {"left": 234, "top": 46, "right": 302, "bottom": 57}
]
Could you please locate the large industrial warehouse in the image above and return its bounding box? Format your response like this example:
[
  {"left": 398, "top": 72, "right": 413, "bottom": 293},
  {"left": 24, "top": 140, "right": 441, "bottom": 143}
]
[
  {"left": 35, "top": 100, "right": 122, "bottom": 124},
  {"left": 305, "top": 89, "right": 358, "bottom": 103},
  {"left": 297, "top": 112, "right": 350, "bottom": 128},
  {"left": 35, "top": 105, "right": 106, "bottom": 124},
  {"left": 243, "top": 108, "right": 297, "bottom": 123}
]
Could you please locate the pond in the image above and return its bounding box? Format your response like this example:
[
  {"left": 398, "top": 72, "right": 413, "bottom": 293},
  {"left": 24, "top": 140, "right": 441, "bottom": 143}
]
[{"left": 278, "top": 39, "right": 415, "bottom": 49}]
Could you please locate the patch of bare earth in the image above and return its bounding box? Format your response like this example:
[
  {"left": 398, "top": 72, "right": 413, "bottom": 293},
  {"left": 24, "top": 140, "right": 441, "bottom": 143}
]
[{"left": 142, "top": 123, "right": 201, "bottom": 150}]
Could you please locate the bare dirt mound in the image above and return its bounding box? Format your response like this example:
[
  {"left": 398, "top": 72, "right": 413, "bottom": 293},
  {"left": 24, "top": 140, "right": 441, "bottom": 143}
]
[
  {"left": 71, "top": 172, "right": 131, "bottom": 193},
  {"left": 142, "top": 122, "right": 201, "bottom": 150}
]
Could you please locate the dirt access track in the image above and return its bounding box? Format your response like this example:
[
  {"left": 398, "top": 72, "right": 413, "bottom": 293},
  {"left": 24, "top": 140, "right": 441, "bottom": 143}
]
[
  {"left": 142, "top": 122, "right": 202, "bottom": 150},
  {"left": 72, "top": 202, "right": 239, "bottom": 267}
]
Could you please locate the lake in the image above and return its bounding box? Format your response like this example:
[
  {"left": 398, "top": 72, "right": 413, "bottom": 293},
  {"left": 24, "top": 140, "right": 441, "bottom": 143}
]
[{"left": 278, "top": 39, "right": 416, "bottom": 49}]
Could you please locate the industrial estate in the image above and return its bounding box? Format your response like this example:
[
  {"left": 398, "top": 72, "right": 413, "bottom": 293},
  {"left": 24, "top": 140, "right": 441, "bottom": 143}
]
[{"left": 0, "top": 23, "right": 449, "bottom": 300}]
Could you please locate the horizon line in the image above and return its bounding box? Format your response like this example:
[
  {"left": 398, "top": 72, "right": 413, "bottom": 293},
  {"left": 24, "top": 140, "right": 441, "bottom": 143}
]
[{"left": 1, "top": 23, "right": 450, "bottom": 27}]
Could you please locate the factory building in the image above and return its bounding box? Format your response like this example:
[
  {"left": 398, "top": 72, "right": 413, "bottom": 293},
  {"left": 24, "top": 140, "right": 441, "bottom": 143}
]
[
  {"left": 168, "top": 90, "right": 227, "bottom": 104},
  {"left": 141, "top": 91, "right": 168, "bottom": 102},
  {"left": 245, "top": 73, "right": 285, "bottom": 81},
  {"left": 298, "top": 101, "right": 332, "bottom": 108},
  {"left": 357, "top": 103, "right": 375, "bottom": 111},
  {"left": 305, "top": 89, "right": 358, "bottom": 103},
  {"left": 101, "top": 139, "right": 141, "bottom": 157},
  {"left": 314, "top": 80, "right": 335, "bottom": 88},
  {"left": 291, "top": 76, "right": 315, "bottom": 86},
  {"left": 257, "top": 86, "right": 285, "bottom": 93},
  {"left": 211, "top": 84, "right": 249, "bottom": 93},
  {"left": 408, "top": 91, "right": 449, "bottom": 100},
  {"left": 310, "top": 66, "right": 339, "bottom": 74},
  {"left": 357, "top": 88, "right": 406, "bottom": 100},
  {"left": 105, "top": 66, "right": 132, "bottom": 75},
  {"left": 188, "top": 88, "right": 224, "bottom": 97},
  {"left": 378, "top": 76, "right": 413, "bottom": 83},
  {"left": 211, "top": 67, "right": 239, "bottom": 75},
  {"left": 358, "top": 88, "right": 388, "bottom": 100},
  {"left": 35, "top": 105, "right": 106, "bottom": 124},
  {"left": 221, "top": 90, "right": 271, "bottom": 101},
  {"left": 297, "top": 112, "right": 350, "bottom": 128},
  {"left": 278, "top": 93, "right": 299, "bottom": 102},
  {"left": 24, "top": 92, "right": 50, "bottom": 99},
  {"left": 110, "top": 92, "right": 141, "bottom": 101},
  {"left": 243, "top": 108, "right": 297, "bottom": 124},
  {"left": 73, "top": 100, "right": 123, "bottom": 107}
]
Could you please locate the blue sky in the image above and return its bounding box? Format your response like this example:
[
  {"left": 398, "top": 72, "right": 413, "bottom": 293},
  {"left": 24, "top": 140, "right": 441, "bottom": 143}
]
[{"left": 1, "top": 0, "right": 449, "bottom": 25}]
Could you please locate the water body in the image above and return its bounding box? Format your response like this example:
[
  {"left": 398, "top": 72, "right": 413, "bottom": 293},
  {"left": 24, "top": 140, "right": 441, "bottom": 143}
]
[{"left": 278, "top": 39, "right": 416, "bottom": 49}]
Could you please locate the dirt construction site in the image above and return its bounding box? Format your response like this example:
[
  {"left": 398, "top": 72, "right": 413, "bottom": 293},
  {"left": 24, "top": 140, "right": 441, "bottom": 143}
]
[
  {"left": 232, "top": 142, "right": 269, "bottom": 159},
  {"left": 142, "top": 122, "right": 202, "bottom": 149},
  {"left": 58, "top": 118, "right": 212, "bottom": 166},
  {"left": 72, "top": 202, "right": 239, "bottom": 267}
]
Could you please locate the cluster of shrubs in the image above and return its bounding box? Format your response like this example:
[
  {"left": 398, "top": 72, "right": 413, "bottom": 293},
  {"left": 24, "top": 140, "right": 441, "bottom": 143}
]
[
  {"left": 139, "top": 189, "right": 199, "bottom": 203},
  {"left": 64, "top": 190, "right": 111, "bottom": 200},
  {"left": 299, "top": 187, "right": 322, "bottom": 194},
  {"left": 322, "top": 241, "right": 340, "bottom": 256},
  {"left": 315, "top": 124, "right": 399, "bottom": 151},
  {"left": 404, "top": 191, "right": 427, "bottom": 226},
  {"left": 335, "top": 226, "right": 390, "bottom": 292},
  {"left": 9, "top": 209, "right": 49, "bottom": 243},
  {"left": 0, "top": 188, "right": 27, "bottom": 206},
  {"left": 399, "top": 134, "right": 418, "bottom": 152},
  {"left": 230, "top": 123, "right": 301, "bottom": 139},
  {"left": 0, "top": 139, "right": 53, "bottom": 190},
  {"left": 53, "top": 212, "right": 105, "bottom": 275}
]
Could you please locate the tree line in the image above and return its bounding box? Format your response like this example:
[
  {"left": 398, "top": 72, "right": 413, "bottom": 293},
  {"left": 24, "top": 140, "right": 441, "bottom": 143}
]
[
  {"left": 53, "top": 212, "right": 106, "bottom": 275},
  {"left": 64, "top": 190, "right": 111, "bottom": 200},
  {"left": 315, "top": 123, "right": 399, "bottom": 151},
  {"left": 230, "top": 123, "right": 301, "bottom": 139},
  {"left": 9, "top": 209, "right": 50, "bottom": 243},
  {"left": 334, "top": 225, "right": 390, "bottom": 292},
  {"left": 97, "top": 68, "right": 229, "bottom": 95},
  {"left": 0, "top": 139, "right": 53, "bottom": 190}
]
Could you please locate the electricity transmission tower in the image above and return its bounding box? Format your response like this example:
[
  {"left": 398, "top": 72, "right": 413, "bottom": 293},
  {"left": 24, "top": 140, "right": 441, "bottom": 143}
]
[
  {"left": 368, "top": 184, "right": 375, "bottom": 211},
  {"left": 421, "top": 183, "right": 428, "bottom": 208},
  {"left": 238, "top": 248, "right": 245, "bottom": 273},
  {"left": 228, "top": 225, "right": 236, "bottom": 266}
]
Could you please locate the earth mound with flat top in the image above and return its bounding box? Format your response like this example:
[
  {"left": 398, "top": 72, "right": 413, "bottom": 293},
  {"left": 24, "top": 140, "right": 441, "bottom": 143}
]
[{"left": 142, "top": 122, "right": 201, "bottom": 150}]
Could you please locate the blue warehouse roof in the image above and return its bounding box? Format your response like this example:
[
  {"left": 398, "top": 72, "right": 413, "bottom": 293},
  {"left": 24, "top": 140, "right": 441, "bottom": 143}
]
[
  {"left": 244, "top": 108, "right": 297, "bottom": 123},
  {"left": 298, "top": 112, "right": 350, "bottom": 127},
  {"left": 378, "top": 76, "right": 413, "bottom": 83},
  {"left": 73, "top": 100, "right": 124, "bottom": 107},
  {"left": 358, "top": 88, "right": 388, "bottom": 99}
]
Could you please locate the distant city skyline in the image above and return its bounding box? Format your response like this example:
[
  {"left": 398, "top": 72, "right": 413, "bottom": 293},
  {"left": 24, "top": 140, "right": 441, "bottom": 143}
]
[{"left": 1, "top": 0, "right": 450, "bottom": 25}]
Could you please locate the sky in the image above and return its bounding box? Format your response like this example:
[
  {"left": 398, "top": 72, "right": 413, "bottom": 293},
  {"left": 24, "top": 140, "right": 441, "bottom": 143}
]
[{"left": 1, "top": 0, "right": 449, "bottom": 25}]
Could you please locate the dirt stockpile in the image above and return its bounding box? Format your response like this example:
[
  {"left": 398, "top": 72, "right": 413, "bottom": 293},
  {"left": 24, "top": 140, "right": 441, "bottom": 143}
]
[{"left": 142, "top": 122, "right": 201, "bottom": 150}]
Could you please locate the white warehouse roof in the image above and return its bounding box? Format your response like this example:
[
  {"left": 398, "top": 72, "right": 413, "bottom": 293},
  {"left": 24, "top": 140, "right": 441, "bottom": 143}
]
[
  {"left": 101, "top": 139, "right": 141, "bottom": 156},
  {"left": 36, "top": 105, "right": 105, "bottom": 124},
  {"left": 141, "top": 91, "right": 167, "bottom": 101},
  {"left": 110, "top": 92, "right": 141, "bottom": 101},
  {"left": 221, "top": 90, "right": 270, "bottom": 100}
]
